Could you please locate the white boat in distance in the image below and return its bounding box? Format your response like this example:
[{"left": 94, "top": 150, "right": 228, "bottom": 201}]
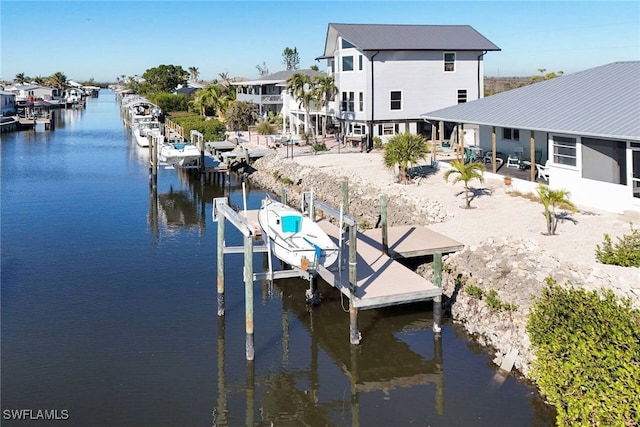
[
  {"left": 158, "top": 141, "right": 201, "bottom": 167},
  {"left": 134, "top": 120, "right": 163, "bottom": 147},
  {"left": 258, "top": 198, "right": 339, "bottom": 272}
]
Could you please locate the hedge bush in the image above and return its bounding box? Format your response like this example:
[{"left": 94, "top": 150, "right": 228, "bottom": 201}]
[
  {"left": 527, "top": 280, "right": 640, "bottom": 426},
  {"left": 595, "top": 225, "right": 640, "bottom": 267},
  {"left": 169, "top": 114, "right": 226, "bottom": 142}
]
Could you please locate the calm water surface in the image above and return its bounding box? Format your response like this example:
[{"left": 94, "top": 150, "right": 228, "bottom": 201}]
[{"left": 1, "top": 91, "right": 555, "bottom": 426}]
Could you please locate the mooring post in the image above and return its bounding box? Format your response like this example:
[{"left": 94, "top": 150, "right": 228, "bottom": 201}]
[
  {"left": 281, "top": 187, "right": 287, "bottom": 205},
  {"left": 217, "top": 209, "right": 225, "bottom": 316},
  {"left": 433, "top": 251, "right": 443, "bottom": 335},
  {"left": 380, "top": 195, "right": 388, "bottom": 256},
  {"left": 245, "top": 359, "right": 255, "bottom": 427},
  {"left": 349, "top": 223, "right": 359, "bottom": 345},
  {"left": 216, "top": 316, "right": 228, "bottom": 426},
  {"left": 434, "top": 327, "right": 445, "bottom": 415},
  {"left": 244, "top": 234, "right": 255, "bottom": 361}
]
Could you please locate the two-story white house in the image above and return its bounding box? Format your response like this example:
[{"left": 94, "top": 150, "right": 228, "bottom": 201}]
[
  {"left": 0, "top": 91, "right": 16, "bottom": 116},
  {"left": 318, "top": 23, "right": 500, "bottom": 149}
]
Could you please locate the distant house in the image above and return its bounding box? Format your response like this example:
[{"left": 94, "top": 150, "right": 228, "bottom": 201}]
[
  {"left": 421, "top": 61, "right": 640, "bottom": 214},
  {"left": 232, "top": 69, "right": 322, "bottom": 132},
  {"left": 0, "top": 91, "right": 16, "bottom": 116},
  {"left": 318, "top": 23, "right": 500, "bottom": 148},
  {"left": 174, "top": 81, "right": 204, "bottom": 97},
  {"left": 4, "top": 84, "right": 61, "bottom": 102}
]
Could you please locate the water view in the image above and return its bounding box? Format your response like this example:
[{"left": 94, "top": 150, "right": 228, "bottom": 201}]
[{"left": 1, "top": 90, "right": 555, "bottom": 426}]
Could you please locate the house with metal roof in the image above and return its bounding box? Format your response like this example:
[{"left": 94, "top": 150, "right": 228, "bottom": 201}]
[
  {"left": 421, "top": 61, "right": 640, "bottom": 214},
  {"left": 318, "top": 23, "right": 500, "bottom": 149}
]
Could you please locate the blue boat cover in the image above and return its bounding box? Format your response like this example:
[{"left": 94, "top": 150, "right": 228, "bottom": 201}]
[{"left": 281, "top": 215, "right": 301, "bottom": 233}]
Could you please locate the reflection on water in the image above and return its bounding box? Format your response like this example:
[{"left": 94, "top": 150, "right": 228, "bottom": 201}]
[{"left": 1, "top": 91, "right": 554, "bottom": 427}]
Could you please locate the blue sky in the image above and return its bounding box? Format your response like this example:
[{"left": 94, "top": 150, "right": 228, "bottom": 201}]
[{"left": 1, "top": 1, "right": 638, "bottom": 82}]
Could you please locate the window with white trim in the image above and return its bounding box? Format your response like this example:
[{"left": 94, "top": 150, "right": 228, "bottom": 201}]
[
  {"left": 503, "top": 128, "right": 520, "bottom": 141},
  {"left": 342, "top": 56, "right": 354, "bottom": 72},
  {"left": 358, "top": 55, "right": 363, "bottom": 71},
  {"left": 457, "top": 89, "right": 467, "bottom": 104},
  {"left": 341, "top": 91, "right": 354, "bottom": 112},
  {"left": 341, "top": 38, "right": 355, "bottom": 49},
  {"left": 381, "top": 123, "right": 397, "bottom": 135},
  {"left": 390, "top": 91, "right": 402, "bottom": 110},
  {"left": 444, "top": 52, "right": 455, "bottom": 72},
  {"left": 352, "top": 124, "right": 365, "bottom": 135},
  {"left": 358, "top": 92, "right": 363, "bottom": 112},
  {"left": 552, "top": 135, "right": 577, "bottom": 166}
]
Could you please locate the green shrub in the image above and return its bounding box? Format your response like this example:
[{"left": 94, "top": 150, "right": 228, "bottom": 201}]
[
  {"left": 280, "top": 177, "right": 293, "bottom": 185},
  {"left": 527, "top": 282, "right": 640, "bottom": 426},
  {"left": 595, "top": 225, "right": 640, "bottom": 267},
  {"left": 465, "top": 284, "right": 484, "bottom": 298},
  {"left": 312, "top": 142, "right": 327, "bottom": 152},
  {"left": 148, "top": 92, "right": 190, "bottom": 113},
  {"left": 256, "top": 121, "right": 275, "bottom": 135},
  {"left": 170, "top": 114, "right": 226, "bottom": 141},
  {"left": 373, "top": 136, "right": 383, "bottom": 149}
]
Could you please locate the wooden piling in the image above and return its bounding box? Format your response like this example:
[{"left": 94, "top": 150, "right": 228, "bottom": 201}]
[
  {"left": 432, "top": 251, "right": 443, "bottom": 335},
  {"left": 348, "top": 222, "right": 359, "bottom": 345},
  {"left": 281, "top": 187, "right": 287, "bottom": 205},
  {"left": 217, "top": 211, "right": 225, "bottom": 316},
  {"left": 244, "top": 234, "right": 255, "bottom": 360},
  {"left": 245, "top": 360, "right": 255, "bottom": 427},
  {"left": 148, "top": 134, "right": 157, "bottom": 187},
  {"left": 380, "top": 195, "right": 388, "bottom": 256}
]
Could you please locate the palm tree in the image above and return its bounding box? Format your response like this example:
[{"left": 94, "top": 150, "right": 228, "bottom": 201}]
[
  {"left": 47, "top": 72, "right": 68, "bottom": 91},
  {"left": 188, "top": 66, "right": 200, "bottom": 83},
  {"left": 14, "top": 73, "right": 28, "bottom": 84},
  {"left": 190, "top": 84, "right": 220, "bottom": 117},
  {"left": 286, "top": 72, "right": 313, "bottom": 140},
  {"left": 537, "top": 184, "right": 576, "bottom": 235},
  {"left": 312, "top": 75, "right": 337, "bottom": 139},
  {"left": 382, "top": 132, "right": 429, "bottom": 184},
  {"left": 218, "top": 72, "right": 232, "bottom": 88},
  {"left": 443, "top": 160, "right": 486, "bottom": 208}
]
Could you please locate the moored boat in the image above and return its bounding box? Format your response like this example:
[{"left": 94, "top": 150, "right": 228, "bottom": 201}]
[
  {"left": 158, "top": 141, "right": 200, "bottom": 167},
  {"left": 133, "top": 120, "right": 163, "bottom": 147},
  {"left": 258, "top": 198, "right": 339, "bottom": 273}
]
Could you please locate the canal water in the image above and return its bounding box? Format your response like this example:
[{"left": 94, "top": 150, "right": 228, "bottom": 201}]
[{"left": 1, "top": 91, "right": 555, "bottom": 426}]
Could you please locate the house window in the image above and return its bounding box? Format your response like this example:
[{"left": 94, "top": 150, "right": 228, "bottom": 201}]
[
  {"left": 330, "top": 59, "right": 335, "bottom": 74},
  {"left": 381, "top": 123, "right": 396, "bottom": 135},
  {"left": 358, "top": 55, "right": 363, "bottom": 71},
  {"left": 552, "top": 135, "right": 577, "bottom": 166},
  {"left": 358, "top": 92, "right": 364, "bottom": 112},
  {"left": 390, "top": 91, "right": 402, "bottom": 110},
  {"left": 457, "top": 89, "right": 467, "bottom": 104},
  {"left": 342, "top": 56, "right": 354, "bottom": 72},
  {"left": 503, "top": 128, "right": 520, "bottom": 141},
  {"left": 582, "top": 138, "right": 626, "bottom": 184},
  {"left": 341, "top": 38, "right": 356, "bottom": 49},
  {"left": 341, "top": 91, "right": 354, "bottom": 112},
  {"left": 352, "top": 124, "right": 365, "bottom": 135},
  {"left": 444, "top": 52, "right": 455, "bottom": 72}
]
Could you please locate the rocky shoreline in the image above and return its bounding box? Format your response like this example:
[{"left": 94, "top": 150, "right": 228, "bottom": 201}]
[{"left": 246, "top": 153, "right": 639, "bottom": 379}]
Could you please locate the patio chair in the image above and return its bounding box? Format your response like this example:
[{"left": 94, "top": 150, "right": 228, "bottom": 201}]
[
  {"left": 506, "top": 147, "right": 523, "bottom": 168},
  {"left": 536, "top": 161, "right": 550, "bottom": 181},
  {"left": 464, "top": 147, "right": 478, "bottom": 163},
  {"left": 483, "top": 151, "right": 504, "bottom": 166}
]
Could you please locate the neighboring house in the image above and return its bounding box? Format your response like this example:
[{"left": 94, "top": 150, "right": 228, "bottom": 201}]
[
  {"left": 174, "top": 81, "right": 204, "bottom": 97},
  {"left": 232, "top": 69, "right": 322, "bottom": 133},
  {"left": 0, "top": 91, "right": 16, "bottom": 116},
  {"left": 421, "top": 61, "right": 640, "bottom": 215},
  {"left": 318, "top": 23, "right": 500, "bottom": 147},
  {"left": 4, "top": 84, "right": 61, "bottom": 102}
]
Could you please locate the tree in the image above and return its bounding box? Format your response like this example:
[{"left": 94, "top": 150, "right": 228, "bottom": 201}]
[
  {"left": 190, "top": 84, "right": 221, "bottom": 117},
  {"left": 286, "top": 72, "right": 314, "bottom": 141},
  {"left": 531, "top": 68, "right": 564, "bottom": 83},
  {"left": 47, "top": 72, "right": 68, "bottom": 90},
  {"left": 310, "top": 64, "right": 319, "bottom": 71},
  {"left": 217, "top": 72, "right": 232, "bottom": 88},
  {"left": 536, "top": 184, "right": 576, "bottom": 235},
  {"left": 225, "top": 100, "right": 259, "bottom": 131},
  {"left": 443, "top": 160, "right": 486, "bottom": 208},
  {"left": 256, "top": 61, "right": 269, "bottom": 77},
  {"left": 382, "top": 133, "right": 429, "bottom": 184},
  {"left": 282, "top": 47, "right": 300, "bottom": 71},
  {"left": 312, "top": 75, "right": 337, "bottom": 138},
  {"left": 139, "top": 64, "right": 189, "bottom": 94},
  {"left": 14, "top": 73, "right": 28, "bottom": 84},
  {"left": 188, "top": 66, "right": 200, "bottom": 83}
]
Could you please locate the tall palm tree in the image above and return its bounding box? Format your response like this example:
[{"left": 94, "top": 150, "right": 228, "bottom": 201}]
[
  {"left": 188, "top": 66, "right": 200, "bottom": 83},
  {"left": 443, "top": 160, "right": 486, "bottom": 208},
  {"left": 312, "top": 75, "right": 337, "bottom": 139},
  {"left": 286, "top": 72, "right": 313, "bottom": 140},
  {"left": 190, "top": 84, "right": 220, "bottom": 117},
  {"left": 537, "top": 184, "right": 576, "bottom": 235},
  {"left": 218, "top": 72, "right": 232, "bottom": 88},
  {"left": 382, "top": 132, "right": 429, "bottom": 184}
]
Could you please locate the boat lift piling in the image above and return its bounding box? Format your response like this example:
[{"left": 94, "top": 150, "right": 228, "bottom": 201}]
[{"left": 147, "top": 134, "right": 161, "bottom": 188}]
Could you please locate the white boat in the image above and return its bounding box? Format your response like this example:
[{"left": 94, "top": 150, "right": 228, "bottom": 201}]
[
  {"left": 258, "top": 198, "right": 339, "bottom": 272},
  {"left": 133, "top": 120, "right": 163, "bottom": 147},
  {"left": 158, "top": 141, "right": 201, "bottom": 167}
]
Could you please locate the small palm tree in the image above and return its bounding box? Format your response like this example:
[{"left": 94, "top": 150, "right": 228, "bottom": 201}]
[
  {"left": 537, "top": 184, "right": 576, "bottom": 235},
  {"left": 382, "top": 132, "right": 429, "bottom": 184},
  {"left": 312, "top": 75, "right": 337, "bottom": 139},
  {"left": 286, "top": 72, "right": 315, "bottom": 142},
  {"left": 14, "top": 73, "right": 28, "bottom": 84},
  {"left": 443, "top": 160, "right": 486, "bottom": 208}
]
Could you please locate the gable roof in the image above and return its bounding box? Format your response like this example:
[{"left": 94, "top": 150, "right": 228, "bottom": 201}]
[
  {"left": 231, "top": 69, "right": 323, "bottom": 86},
  {"left": 322, "top": 23, "right": 500, "bottom": 57},
  {"left": 421, "top": 61, "right": 640, "bottom": 141}
]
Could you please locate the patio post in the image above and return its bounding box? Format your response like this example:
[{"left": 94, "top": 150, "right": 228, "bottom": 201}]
[
  {"left": 530, "top": 131, "right": 536, "bottom": 182},
  {"left": 492, "top": 126, "right": 497, "bottom": 173}
]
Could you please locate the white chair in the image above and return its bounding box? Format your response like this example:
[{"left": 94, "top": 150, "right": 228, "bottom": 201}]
[
  {"left": 506, "top": 147, "right": 523, "bottom": 169},
  {"left": 536, "top": 161, "right": 550, "bottom": 181}
]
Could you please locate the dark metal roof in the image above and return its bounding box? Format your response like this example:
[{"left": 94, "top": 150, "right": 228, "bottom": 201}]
[
  {"left": 421, "top": 62, "right": 640, "bottom": 141},
  {"left": 323, "top": 23, "right": 500, "bottom": 56}
]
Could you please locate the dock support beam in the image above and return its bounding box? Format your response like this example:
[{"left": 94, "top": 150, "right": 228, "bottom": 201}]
[
  {"left": 349, "top": 222, "right": 360, "bottom": 345},
  {"left": 432, "top": 251, "right": 443, "bottom": 336},
  {"left": 217, "top": 210, "right": 225, "bottom": 316},
  {"left": 148, "top": 134, "right": 158, "bottom": 188},
  {"left": 244, "top": 234, "right": 255, "bottom": 361}
]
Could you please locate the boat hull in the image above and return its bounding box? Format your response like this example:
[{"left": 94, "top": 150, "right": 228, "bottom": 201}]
[
  {"left": 258, "top": 199, "right": 339, "bottom": 272},
  {"left": 158, "top": 142, "right": 200, "bottom": 167}
]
